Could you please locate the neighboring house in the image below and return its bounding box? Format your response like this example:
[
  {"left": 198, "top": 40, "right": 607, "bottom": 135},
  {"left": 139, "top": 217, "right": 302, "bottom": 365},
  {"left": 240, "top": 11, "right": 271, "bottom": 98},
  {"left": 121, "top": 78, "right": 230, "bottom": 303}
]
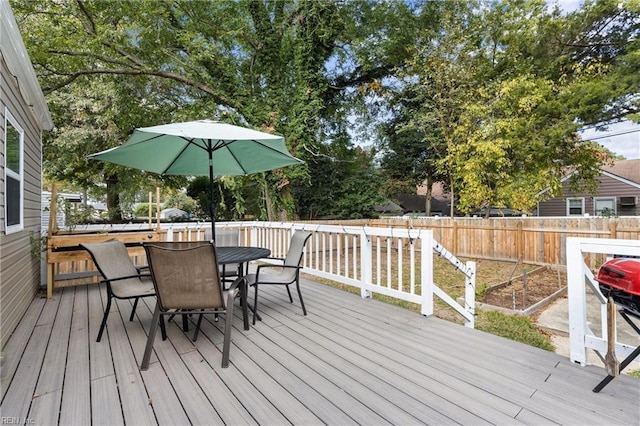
[
  {"left": 394, "top": 193, "right": 451, "bottom": 216},
  {"left": 1, "top": 1, "right": 53, "bottom": 347},
  {"left": 536, "top": 159, "right": 640, "bottom": 217},
  {"left": 373, "top": 200, "right": 403, "bottom": 216},
  {"left": 42, "top": 190, "right": 83, "bottom": 230},
  {"left": 160, "top": 207, "right": 189, "bottom": 220}
]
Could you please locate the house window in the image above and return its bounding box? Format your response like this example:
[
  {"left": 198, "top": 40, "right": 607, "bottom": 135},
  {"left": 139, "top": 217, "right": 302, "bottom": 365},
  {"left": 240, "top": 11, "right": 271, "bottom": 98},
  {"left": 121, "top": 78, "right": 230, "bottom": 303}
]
[
  {"left": 4, "top": 110, "right": 24, "bottom": 233},
  {"left": 566, "top": 198, "right": 585, "bottom": 216},
  {"left": 594, "top": 197, "right": 616, "bottom": 216}
]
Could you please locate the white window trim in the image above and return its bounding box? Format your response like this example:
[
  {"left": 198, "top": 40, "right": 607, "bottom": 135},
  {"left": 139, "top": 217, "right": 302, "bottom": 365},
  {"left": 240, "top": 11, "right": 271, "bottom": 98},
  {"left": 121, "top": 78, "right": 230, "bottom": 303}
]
[
  {"left": 594, "top": 196, "right": 617, "bottom": 216},
  {"left": 566, "top": 197, "right": 585, "bottom": 216},
  {"left": 4, "top": 109, "right": 24, "bottom": 234}
]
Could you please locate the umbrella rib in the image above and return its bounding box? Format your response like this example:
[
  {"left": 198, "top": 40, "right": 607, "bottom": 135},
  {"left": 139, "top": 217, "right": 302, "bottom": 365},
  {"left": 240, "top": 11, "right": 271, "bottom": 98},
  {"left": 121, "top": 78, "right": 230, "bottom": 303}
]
[
  {"left": 223, "top": 140, "right": 249, "bottom": 175},
  {"left": 160, "top": 137, "right": 206, "bottom": 174},
  {"left": 223, "top": 139, "right": 300, "bottom": 175}
]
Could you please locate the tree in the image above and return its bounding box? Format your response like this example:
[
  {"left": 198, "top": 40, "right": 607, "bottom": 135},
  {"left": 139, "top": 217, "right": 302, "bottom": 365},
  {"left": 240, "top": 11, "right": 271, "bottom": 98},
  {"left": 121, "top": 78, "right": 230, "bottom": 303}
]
[
  {"left": 379, "top": 86, "right": 448, "bottom": 216},
  {"left": 395, "top": 0, "right": 624, "bottom": 217},
  {"left": 294, "top": 136, "right": 385, "bottom": 220}
]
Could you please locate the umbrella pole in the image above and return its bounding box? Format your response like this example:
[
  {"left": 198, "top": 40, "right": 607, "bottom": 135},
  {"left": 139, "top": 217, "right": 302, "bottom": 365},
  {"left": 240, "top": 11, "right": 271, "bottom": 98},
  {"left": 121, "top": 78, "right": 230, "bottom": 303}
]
[{"left": 208, "top": 146, "right": 216, "bottom": 242}]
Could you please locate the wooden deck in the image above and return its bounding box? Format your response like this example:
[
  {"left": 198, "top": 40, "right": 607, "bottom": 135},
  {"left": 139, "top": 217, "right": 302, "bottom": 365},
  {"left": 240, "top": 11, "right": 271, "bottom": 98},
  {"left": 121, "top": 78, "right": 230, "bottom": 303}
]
[{"left": 1, "top": 277, "right": 639, "bottom": 425}]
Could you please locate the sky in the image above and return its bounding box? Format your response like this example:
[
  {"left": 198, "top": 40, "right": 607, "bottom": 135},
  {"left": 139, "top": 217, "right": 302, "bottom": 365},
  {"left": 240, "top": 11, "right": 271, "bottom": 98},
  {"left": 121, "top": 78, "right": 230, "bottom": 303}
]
[{"left": 580, "top": 121, "right": 640, "bottom": 160}]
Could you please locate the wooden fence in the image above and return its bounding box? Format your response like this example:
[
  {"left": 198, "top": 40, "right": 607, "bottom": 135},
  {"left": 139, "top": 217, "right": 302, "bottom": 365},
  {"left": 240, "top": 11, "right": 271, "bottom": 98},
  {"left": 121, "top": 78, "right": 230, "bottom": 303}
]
[{"left": 356, "top": 216, "right": 639, "bottom": 267}]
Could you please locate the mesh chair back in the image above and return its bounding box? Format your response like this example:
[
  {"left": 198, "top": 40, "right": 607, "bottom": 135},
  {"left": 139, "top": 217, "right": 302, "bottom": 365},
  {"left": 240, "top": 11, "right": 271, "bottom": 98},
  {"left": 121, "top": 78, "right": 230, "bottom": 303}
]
[
  {"left": 280, "top": 231, "right": 312, "bottom": 280},
  {"left": 144, "top": 242, "right": 224, "bottom": 310},
  {"left": 204, "top": 228, "right": 240, "bottom": 245},
  {"left": 81, "top": 239, "right": 141, "bottom": 287}
]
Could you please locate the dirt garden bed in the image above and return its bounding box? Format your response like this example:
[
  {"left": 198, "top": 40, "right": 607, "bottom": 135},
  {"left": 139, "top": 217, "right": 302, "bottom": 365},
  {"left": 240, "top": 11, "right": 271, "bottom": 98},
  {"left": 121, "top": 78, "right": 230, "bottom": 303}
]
[{"left": 481, "top": 266, "right": 567, "bottom": 314}]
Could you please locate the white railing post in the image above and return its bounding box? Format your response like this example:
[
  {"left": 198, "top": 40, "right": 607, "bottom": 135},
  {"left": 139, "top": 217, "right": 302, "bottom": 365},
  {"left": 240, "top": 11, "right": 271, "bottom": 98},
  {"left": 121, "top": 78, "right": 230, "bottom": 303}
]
[
  {"left": 421, "top": 230, "right": 434, "bottom": 317},
  {"left": 567, "top": 238, "right": 591, "bottom": 366},
  {"left": 250, "top": 226, "right": 258, "bottom": 248},
  {"left": 360, "top": 228, "right": 372, "bottom": 298},
  {"left": 464, "top": 261, "right": 476, "bottom": 328}
]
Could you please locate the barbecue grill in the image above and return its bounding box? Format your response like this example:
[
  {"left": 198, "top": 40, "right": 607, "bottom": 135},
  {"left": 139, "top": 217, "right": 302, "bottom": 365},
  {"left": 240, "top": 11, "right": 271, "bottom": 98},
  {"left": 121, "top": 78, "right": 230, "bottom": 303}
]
[
  {"left": 597, "top": 258, "right": 640, "bottom": 316},
  {"left": 593, "top": 257, "right": 640, "bottom": 393}
]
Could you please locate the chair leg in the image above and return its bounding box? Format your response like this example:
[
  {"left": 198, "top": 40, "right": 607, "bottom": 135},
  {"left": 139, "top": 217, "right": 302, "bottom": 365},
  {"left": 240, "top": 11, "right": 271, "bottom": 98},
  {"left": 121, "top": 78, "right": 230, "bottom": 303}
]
[
  {"left": 129, "top": 297, "right": 139, "bottom": 321},
  {"left": 285, "top": 285, "right": 293, "bottom": 303},
  {"left": 222, "top": 301, "right": 235, "bottom": 368},
  {"left": 141, "top": 303, "right": 162, "bottom": 371},
  {"left": 252, "top": 284, "right": 259, "bottom": 325},
  {"left": 241, "top": 278, "right": 249, "bottom": 331},
  {"left": 193, "top": 313, "right": 204, "bottom": 341},
  {"left": 296, "top": 280, "right": 307, "bottom": 316},
  {"left": 96, "top": 295, "right": 112, "bottom": 342},
  {"left": 160, "top": 316, "right": 167, "bottom": 341}
]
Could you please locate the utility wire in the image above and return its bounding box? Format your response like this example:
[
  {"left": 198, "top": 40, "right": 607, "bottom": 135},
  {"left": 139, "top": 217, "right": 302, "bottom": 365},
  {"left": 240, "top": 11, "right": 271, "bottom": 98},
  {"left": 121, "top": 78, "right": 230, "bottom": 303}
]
[{"left": 580, "top": 128, "right": 640, "bottom": 140}]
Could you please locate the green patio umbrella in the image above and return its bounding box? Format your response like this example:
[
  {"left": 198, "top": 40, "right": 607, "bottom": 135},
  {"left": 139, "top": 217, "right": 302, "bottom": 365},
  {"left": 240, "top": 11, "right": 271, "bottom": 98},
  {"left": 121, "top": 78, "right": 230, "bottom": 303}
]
[{"left": 89, "top": 119, "right": 303, "bottom": 236}]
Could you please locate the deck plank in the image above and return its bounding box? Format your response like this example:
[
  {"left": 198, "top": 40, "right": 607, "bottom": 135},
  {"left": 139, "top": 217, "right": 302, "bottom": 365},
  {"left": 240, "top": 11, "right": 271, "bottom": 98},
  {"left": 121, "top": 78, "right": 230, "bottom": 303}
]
[
  {"left": 0, "top": 296, "right": 45, "bottom": 400},
  {"left": 133, "top": 300, "right": 225, "bottom": 425},
  {"left": 29, "top": 287, "right": 75, "bottom": 425},
  {"left": 59, "top": 285, "right": 91, "bottom": 426},
  {"left": 106, "top": 297, "right": 157, "bottom": 425}
]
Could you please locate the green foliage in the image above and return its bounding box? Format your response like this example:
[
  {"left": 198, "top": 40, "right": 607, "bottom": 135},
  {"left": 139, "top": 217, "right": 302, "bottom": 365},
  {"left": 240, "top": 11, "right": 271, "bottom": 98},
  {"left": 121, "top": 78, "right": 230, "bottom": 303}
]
[
  {"left": 133, "top": 203, "right": 154, "bottom": 219},
  {"left": 475, "top": 310, "right": 555, "bottom": 351},
  {"left": 475, "top": 282, "right": 490, "bottom": 300},
  {"left": 29, "top": 232, "right": 46, "bottom": 261},
  {"left": 163, "top": 191, "right": 195, "bottom": 216},
  {"left": 294, "top": 140, "right": 385, "bottom": 219}
]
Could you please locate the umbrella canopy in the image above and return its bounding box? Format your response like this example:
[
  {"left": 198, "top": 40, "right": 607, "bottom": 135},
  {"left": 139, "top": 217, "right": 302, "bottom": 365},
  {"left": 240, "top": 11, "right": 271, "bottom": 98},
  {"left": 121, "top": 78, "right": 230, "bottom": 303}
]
[
  {"left": 89, "top": 119, "right": 303, "bottom": 235},
  {"left": 89, "top": 119, "right": 302, "bottom": 176}
]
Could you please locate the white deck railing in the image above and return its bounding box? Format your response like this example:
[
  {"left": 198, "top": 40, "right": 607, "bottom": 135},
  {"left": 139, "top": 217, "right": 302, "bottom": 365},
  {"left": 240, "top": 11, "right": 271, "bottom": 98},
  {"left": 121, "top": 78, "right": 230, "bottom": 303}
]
[
  {"left": 566, "top": 237, "right": 640, "bottom": 366},
  {"left": 165, "top": 221, "right": 476, "bottom": 327},
  {"left": 50, "top": 220, "right": 476, "bottom": 327}
]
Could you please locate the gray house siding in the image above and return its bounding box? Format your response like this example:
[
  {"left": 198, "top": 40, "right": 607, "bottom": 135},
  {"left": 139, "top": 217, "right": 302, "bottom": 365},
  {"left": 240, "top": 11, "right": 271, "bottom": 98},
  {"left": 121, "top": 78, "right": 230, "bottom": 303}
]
[
  {"left": 1, "top": 1, "right": 53, "bottom": 349},
  {"left": 0, "top": 60, "right": 43, "bottom": 348},
  {"left": 537, "top": 172, "right": 640, "bottom": 217}
]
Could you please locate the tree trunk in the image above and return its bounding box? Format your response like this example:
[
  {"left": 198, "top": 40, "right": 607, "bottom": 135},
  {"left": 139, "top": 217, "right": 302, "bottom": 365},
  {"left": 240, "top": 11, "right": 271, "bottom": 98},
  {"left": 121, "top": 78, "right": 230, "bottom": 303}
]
[
  {"left": 105, "top": 174, "right": 123, "bottom": 222},
  {"left": 277, "top": 186, "right": 293, "bottom": 221},
  {"left": 263, "top": 181, "right": 275, "bottom": 221},
  {"left": 449, "top": 175, "right": 455, "bottom": 217},
  {"left": 424, "top": 177, "right": 432, "bottom": 216}
]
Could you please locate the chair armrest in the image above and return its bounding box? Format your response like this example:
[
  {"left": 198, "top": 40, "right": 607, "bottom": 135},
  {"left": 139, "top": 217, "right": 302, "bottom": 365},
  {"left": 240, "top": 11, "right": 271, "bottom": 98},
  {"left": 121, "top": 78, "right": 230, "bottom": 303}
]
[
  {"left": 101, "top": 272, "right": 151, "bottom": 285},
  {"left": 254, "top": 264, "right": 302, "bottom": 281},
  {"left": 226, "top": 276, "right": 246, "bottom": 300},
  {"left": 256, "top": 264, "right": 302, "bottom": 273}
]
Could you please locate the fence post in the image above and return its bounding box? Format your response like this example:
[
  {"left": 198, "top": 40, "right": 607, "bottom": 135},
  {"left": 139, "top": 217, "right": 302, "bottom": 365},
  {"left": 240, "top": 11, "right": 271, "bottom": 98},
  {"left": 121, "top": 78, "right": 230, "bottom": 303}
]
[
  {"left": 609, "top": 219, "right": 617, "bottom": 239},
  {"left": 517, "top": 220, "right": 524, "bottom": 261},
  {"left": 452, "top": 221, "right": 458, "bottom": 255}
]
